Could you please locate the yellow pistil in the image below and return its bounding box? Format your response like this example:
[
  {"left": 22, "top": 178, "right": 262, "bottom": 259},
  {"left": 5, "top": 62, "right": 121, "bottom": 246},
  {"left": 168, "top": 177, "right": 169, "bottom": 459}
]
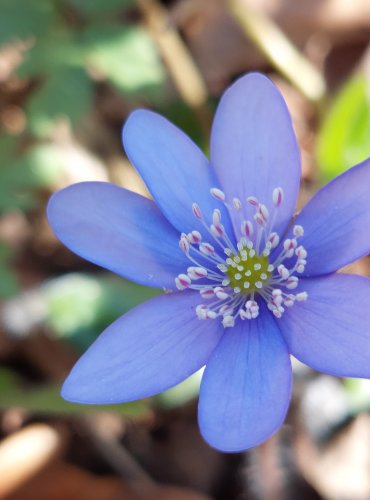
[{"left": 226, "top": 249, "right": 271, "bottom": 292}]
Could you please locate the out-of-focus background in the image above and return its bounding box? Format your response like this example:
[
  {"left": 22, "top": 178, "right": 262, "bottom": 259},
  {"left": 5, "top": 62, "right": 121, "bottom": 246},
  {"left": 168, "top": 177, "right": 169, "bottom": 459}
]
[{"left": 1, "top": 0, "right": 370, "bottom": 498}]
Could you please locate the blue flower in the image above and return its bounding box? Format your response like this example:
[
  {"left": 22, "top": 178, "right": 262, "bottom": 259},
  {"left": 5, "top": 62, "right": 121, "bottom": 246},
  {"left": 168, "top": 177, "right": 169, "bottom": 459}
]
[{"left": 47, "top": 73, "right": 370, "bottom": 453}]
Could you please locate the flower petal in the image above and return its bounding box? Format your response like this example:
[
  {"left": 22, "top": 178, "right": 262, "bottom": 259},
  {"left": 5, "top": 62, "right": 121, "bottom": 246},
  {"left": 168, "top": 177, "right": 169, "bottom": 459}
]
[
  {"left": 62, "top": 291, "right": 223, "bottom": 403},
  {"left": 122, "top": 109, "right": 234, "bottom": 236},
  {"left": 210, "top": 73, "right": 301, "bottom": 237},
  {"left": 198, "top": 304, "right": 292, "bottom": 452},
  {"left": 279, "top": 273, "right": 370, "bottom": 378},
  {"left": 291, "top": 158, "right": 370, "bottom": 276},
  {"left": 47, "top": 182, "right": 189, "bottom": 289}
]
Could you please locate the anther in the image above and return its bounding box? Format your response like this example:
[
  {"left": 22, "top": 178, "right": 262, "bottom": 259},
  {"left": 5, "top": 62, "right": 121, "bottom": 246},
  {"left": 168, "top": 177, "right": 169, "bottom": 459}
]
[
  {"left": 277, "top": 265, "right": 290, "bottom": 280},
  {"left": 187, "top": 267, "right": 208, "bottom": 279},
  {"left": 212, "top": 209, "right": 222, "bottom": 225},
  {"left": 210, "top": 188, "right": 226, "bottom": 201},
  {"left": 187, "top": 230, "right": 202, "bottom": 244},
  {"left": 179, "top": 234, "right": 190, "bottom": 253},
  {"left": 296, "top": 292, "right": 308, "bottom": 301},
  {"left": 175, "top": 274, "right": 191, "bottom": 290},
  {"left": 233, "top": 198, "right": 242, "bottom": 210},
  {"left": 192, "top": 203, "right": 202, "bottom": 219},
  {"left": 258, "top": 204, "right": 269, "bottom": 222},
  {"left": 241, "top": 220, "right": 253, "bottom": 237},
  {"left": 247, "top": 196, "right": 259, "bottom": 206},
  {"left": 272, "top": 187, "right": 284, "bottom": 206},
  {"left": 222, "top": 315, "right": 235, "bottom": 328},
  {"left": 211, "top": 223, "right": 225, "bottom": 238},
  {"left": 293, "top": 225, "right": 304, "bottom": 237},
  {"left": 214, "top": 287, "right": 228, "bottom": 300},
  {"left": 199, "top": 242, "right": 215, "bottom": 255},
  {"left": 286, "top": 276, "right": 298, "bottom": 289}
]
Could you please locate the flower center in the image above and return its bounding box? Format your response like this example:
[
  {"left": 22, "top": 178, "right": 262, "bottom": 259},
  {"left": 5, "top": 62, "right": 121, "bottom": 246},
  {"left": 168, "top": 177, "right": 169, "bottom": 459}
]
[
  {"left": 226, "top": 249, "right": 271, "bottom": 292},
  {"left": 175, "top": 187, "right": 308, "bottom": 328}
]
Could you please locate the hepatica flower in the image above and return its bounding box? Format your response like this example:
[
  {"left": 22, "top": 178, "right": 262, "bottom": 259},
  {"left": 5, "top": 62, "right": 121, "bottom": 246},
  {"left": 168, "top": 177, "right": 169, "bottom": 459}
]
[{"left": 48, "top": 73, "right": 370, "bottom": 452}]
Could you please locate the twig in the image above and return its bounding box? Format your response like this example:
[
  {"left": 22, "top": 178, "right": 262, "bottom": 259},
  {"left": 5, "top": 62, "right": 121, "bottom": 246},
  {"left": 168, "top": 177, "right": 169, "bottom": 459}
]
[
  {"left": 228, "top": 0, "right": 326, "bottom": 103},
  {"left": 137, "top": 0, "right": 213, "bottom": 136}
]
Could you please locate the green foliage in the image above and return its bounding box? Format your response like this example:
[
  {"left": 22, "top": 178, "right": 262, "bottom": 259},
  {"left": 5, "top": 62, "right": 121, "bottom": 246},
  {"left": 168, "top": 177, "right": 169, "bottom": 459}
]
[
  {"left": 82, "top": 24, "right": 166, "bottom": 100},
  {"left": 18, "top": 29, "right": 85, "bottom": 78},
  {"left": 0, "top": 243, "right": 19, "bottom": 298},
  {"left": 26, "top": 68, "right": 93, "bottom": 137},
  {"left": 0, "top": 368, "right": 148, "bottom": 416},
  {"left": 316, "top": 73, "right": 370, "bottom": 181},
  {"left": 157, "top": 369, "right": 203, "bottom": 409},
  {"left": 66, "top": 0, "right": 135, "bottom": 18},
  {"left": 0, "top": 138, "right": 64, "bottom": 211},
  {"left": 0, "top": 137, "right": 64, "bottom": 299},
  {"left": 43, "top": 273, "right": 159, "bottom": 351},
  {"left": 0, "top": 0, "right": 57, "bottom": 44}
]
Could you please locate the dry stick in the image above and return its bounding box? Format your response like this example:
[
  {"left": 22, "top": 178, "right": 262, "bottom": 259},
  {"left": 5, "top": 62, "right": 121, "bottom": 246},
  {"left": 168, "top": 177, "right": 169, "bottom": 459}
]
[
  {"left": 228, "top": 0, "right": 327, "bottom": 104},
  {"left": 82, "top": 415, "right": 156, "bottom": 488},
  {"left": 137, "top": 0, "right": 213, "bottom": 137},
  {"left": 245, "top": 435, "right": 285, "bottom": 500}
]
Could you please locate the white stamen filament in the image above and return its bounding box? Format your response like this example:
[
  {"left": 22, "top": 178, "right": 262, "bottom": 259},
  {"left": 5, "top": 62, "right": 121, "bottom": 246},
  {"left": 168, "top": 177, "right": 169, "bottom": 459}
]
[{"left": 175, "top": 187, "right": 308, "bottom": 327}]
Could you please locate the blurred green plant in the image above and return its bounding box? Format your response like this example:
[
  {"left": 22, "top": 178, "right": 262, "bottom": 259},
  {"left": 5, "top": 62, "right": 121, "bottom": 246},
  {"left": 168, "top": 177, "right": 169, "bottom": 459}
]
[
  {"left": 44, "top": 273, "right": 159, "bottom": 351},
  {"left": 0, "top": 367, "right": 148, "bottom": 415},
  {"left": 316, "top": 72, "right": 370, "bottom": 182},
  {"left": 3, "top": 272, "right": 159, "bottom": 349},
  {"left": 0, "top": 0, "right": 169, "bottom": 298}
]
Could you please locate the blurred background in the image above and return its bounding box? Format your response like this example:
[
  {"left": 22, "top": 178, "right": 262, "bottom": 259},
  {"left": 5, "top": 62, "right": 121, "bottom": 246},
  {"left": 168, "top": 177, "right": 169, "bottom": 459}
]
[{"left": 1, "top": 0, "right": 370, "bottom": 498}]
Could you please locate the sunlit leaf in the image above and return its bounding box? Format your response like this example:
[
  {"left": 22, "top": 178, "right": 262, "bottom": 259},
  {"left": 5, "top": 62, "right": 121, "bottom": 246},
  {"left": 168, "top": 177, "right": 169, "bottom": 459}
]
[
  {"left": 157, "top": 369, "right": 203, "bottom": 409},
  {"left": 82, "top": 24, "right": 166, "bottom": 101},
  {"left": 0, "top": 143, "right": 65, "bottom": 211},
  {"left": 316, "top": 73, "right": 370, "bottom": 181},
  {"left": 26, "top": 68, "right": 93, "bottom": 137},
  {"left": 44, "top": 273, "right": 159, "bottom": 351},
  {"left": 344, "top": 378, "right": 370, "bottom": 414}
]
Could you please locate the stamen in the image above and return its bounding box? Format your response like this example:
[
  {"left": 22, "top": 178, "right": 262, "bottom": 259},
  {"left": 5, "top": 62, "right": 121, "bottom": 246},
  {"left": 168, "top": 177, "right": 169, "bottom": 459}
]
[
  {"left": 192, "top": 203, "right": 202, "bottom": 219},
  {"left": 176, "top": 187, "right": 307, "bottom": 327},
  {"left": 175, "top": 274, "right": 191, "bottom": 290},
  {"left": 187, "top": 266, "right": 208, "bottom": 279},
  {"left": 272, "top": 187, "right": 284, "bottom": 206},
  {"left": 187, "top": 230, "right": 202, "bottom": 244},
  {"left": 210, "top": 188, "right": 226, "bottom": 201},
  {"left": 233, "top": 198, "right": 242, "bottom": 210}
]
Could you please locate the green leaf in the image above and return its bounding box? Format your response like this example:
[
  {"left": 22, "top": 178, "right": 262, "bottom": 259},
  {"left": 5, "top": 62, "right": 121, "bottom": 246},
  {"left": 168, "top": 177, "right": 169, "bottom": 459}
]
[
  {"left": 316, "top": 73, "right": 370, "bottom": 181},
  {"left": 65, "top": 0, "right": 135, "bottom": 18},
  {"left": 0, "top": 0, "right": 57, "bottom": 45},
  {"left": 0, "top": 143, "right": 65, "bottom": 211},
  {"left": 0, "top": 243, "right": 19, "bottom": 298},
  {"left": 26, "top": 68, "right": 93, "bottom": 137},
  {"left": 0, "top": 368, "right": 148, "bottom": 416},
  {"left": 43, "top": 273, "right": 159, "bottom": 351},
  {"left": 344, "top": 378, "right": 370, "bottom": 414},
  {"left": 82, "top": 24, "right": 166, "bottom": 100},
  {"left": 157, "top": 369, "right": 203, "bottom": 409},
  {"left": 18, "top": 29, "right": 86, "bottom": 79}
]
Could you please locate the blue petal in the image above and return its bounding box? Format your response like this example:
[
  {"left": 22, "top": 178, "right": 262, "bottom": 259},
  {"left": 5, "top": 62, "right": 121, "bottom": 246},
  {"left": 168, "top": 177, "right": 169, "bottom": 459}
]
[
  {"left": 62, "top": 291, "right": 223, "bottom": 403},
  {"left": 291, "top": 158, "right": 370, "bottom": 276},
  {"left": 47, "top": 182, "right": 189, "bottom": 289},
  {"left": 279, "top": 274, "right": 370, "bottom": 378},
  {"left": 198, "top": 304, "right": 292, "bottom": 452},
  {"left": 122, "top": 110, "right": 234, "bottom": 237},
  {"left": 210, "top": 73, "right": 301, "bottom": 237}
]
